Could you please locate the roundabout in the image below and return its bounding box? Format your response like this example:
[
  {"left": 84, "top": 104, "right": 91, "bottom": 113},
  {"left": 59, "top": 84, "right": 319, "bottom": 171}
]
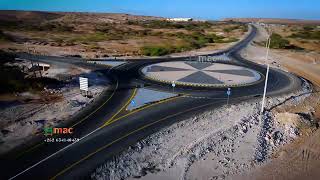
[
  {"left": 5, "top": 25, "right": 303, "bottom": 180},
  {"left": 141, "top": 61, "right": 262, "bottom": 87}
]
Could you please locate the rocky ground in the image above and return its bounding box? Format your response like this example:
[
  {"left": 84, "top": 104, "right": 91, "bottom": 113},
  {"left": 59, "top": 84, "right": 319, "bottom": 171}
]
[
  {"left": 0, "top": 60, "right": 109, "bottom": 154},
  {"left": 91, "top": 79, "right": 319, "bottom": 180},
  {"left": 236, "top": 25, "right": 320, "bottom": 180}
]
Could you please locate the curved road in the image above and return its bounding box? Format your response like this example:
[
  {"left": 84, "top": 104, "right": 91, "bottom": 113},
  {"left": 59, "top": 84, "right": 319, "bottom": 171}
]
[{"left": 0, "top": 25, "right": 301, "bottom": 179}]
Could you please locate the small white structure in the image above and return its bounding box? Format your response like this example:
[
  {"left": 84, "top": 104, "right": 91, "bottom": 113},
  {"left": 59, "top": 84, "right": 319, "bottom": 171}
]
[
  {"left": 167, "top": 18, "right": 193, "bottom": 22},
  {"left": 15, "top": 58, "right": 50, "bottom": 71},
  {"left": 37, "top": 63, "right": 50, "bottom": 71},
  {"left": 79, "top": 77, "right": 89, "bottom": 92}
]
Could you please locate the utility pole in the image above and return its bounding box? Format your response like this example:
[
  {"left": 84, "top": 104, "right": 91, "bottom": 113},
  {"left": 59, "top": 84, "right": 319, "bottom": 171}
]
[{"left": 260, "top": 26, "right": 272, "bottom": 118}]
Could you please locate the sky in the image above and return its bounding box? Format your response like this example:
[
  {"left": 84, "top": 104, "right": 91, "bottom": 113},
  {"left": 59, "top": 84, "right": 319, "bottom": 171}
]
[{"left": 0, "top": 0, "right": 319, "bottom": 20}]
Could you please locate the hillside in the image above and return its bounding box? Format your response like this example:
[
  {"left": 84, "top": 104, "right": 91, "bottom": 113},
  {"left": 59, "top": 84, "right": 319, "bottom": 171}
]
[
  {"left": 0, "top": 10, "right": 63, "bottom": 22},
  {"left": 0, "top": 10, "right": 163, "bottom": 23},
  {"left": 0, "top": 10, "right": 246, "bottom": 58},
  {"left": 224, "top": 18, "right": 320, "bottom": 25}
]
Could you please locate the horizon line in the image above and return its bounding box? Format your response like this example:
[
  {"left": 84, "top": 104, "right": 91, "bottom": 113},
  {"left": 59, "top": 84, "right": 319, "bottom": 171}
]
[{"left": 1, "top": 9, "right": 320, "bottom": 22}]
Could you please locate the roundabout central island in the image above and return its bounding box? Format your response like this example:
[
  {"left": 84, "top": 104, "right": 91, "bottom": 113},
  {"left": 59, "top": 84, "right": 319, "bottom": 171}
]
[{"left": 141, "top": 61, "right": 262, "bottom": 88}]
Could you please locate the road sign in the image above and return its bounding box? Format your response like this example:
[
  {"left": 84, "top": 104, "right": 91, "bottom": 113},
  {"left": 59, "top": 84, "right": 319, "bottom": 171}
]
[
  {"left": 227, "top": 88, "right": 231, "bottom": 96},
  {"left": 172, "top": 81, "right": 176, "bottom": 93},
  {"left": 172, "top": 81, "right": 176, "bottom": 87},
  {"left": 79, "top": 77, "right": 88, "bottom": 91},
  {"left": 227, "top": 88, "right": 231, "bottom": 106},
  {"left": 131, "top": 100, "right": 136, "bottom": 105}
]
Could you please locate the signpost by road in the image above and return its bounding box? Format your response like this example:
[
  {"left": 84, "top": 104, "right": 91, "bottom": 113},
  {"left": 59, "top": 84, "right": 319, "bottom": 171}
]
[
  {"left": 172, "top": 81, "right": 176, "bottom": 93},
  {"left": 131, "top": 100, "right": 136, "bottom": 107},
  {"left": 79, "top": 77, "right": 89, "bottom": 97},
  {"left": 227, "top": 88, "right": 231, "bottom": 106}
]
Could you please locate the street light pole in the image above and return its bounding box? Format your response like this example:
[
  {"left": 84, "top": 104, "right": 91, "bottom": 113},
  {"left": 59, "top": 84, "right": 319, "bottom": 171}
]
[{"left": 260, "top": 28, "right": 272, "bottom": 116}]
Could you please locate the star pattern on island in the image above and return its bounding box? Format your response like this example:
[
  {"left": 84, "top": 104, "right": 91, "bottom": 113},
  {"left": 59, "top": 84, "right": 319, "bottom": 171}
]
[{"left": 145, "top": 62, "right": 259, "bottom": 85}]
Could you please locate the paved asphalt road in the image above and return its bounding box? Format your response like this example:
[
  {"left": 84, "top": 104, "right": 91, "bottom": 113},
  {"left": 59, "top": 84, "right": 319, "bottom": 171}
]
[{"left": 0, "top": 25, "right": 301, "bottom": 180}]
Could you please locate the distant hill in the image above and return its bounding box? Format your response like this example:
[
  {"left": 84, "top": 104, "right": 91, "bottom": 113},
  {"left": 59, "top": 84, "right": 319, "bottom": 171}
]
[
  {"left": 0, "top": 10, "right": 164, "bottom": 24},
  {"left": 0, "top": 10, "right": 63, "bottom": 22},
  {"left": 223, "top": 18, "right": 320, "bottom": 25}
]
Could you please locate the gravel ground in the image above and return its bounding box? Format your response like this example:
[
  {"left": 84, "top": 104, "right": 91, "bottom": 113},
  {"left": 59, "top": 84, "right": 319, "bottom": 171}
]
[
  {"left": 0, "top": 61, "right": 110, "bottom": 154},
  {"left": 91, "top": 79, "right": 314, "bottom": 180},
  {"left": 235, "top": 24, "right": 320, "bottom": 180}
]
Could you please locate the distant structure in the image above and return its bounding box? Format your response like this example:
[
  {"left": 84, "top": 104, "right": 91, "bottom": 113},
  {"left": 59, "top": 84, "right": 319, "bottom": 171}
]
[
  {"left": 15, "top": 58, "right": 50, "bottom": 78},
  {"left": 167, "top": 18, "right": 193, "bottom": 22}
]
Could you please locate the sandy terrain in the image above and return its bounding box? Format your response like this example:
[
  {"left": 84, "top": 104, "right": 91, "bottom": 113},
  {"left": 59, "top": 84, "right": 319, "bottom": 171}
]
[
  {"left": 238, "top": 24, "right": 320, "bottom": 180},
  {"left": 235, "top": 89, "right": 320, "bottom": 180},
  {"left": 0, "top": 60, "right": 109, "bottom": 154},
  {"left": 242, "top": 44, "right": 320, "bottom": 86}
]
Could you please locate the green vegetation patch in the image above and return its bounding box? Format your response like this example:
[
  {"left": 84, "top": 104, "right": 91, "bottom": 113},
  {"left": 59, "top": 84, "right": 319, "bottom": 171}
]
[
  {"left": 289, "top": 30, "right": 320, "bottom": 40},
  {"left": 222, "top": 24, "right": 248, "bottom": 33},
  {"left": 259, "top": 33, "right": 302, "bottom": 50},
  {"left": 141, "top": 31, "right": 239, "bottom": 56},
  {"left": 79, "top": 33, "right": 109, "bottom": 42},
  {"left": 169, "top": 31, "right": 225, "bottom": 48},
  {"left": 39, "top": 23, "right": 74, "bottom": 32},
  {"left": 216, "top": 37, "right": 239, "bottom": 43},
  {"left": 223, "top": 25, "right": 241, "bottom": 33},
  {"left": 141, "top": 46, "right": 170, "bottom": 56},
  {"left": 68, "top": 32, "right": 110, "bottom": 43},
  {"left": 141, "top": 43, "right": 196, "bottom": 56},
  {"left": 128, "top": 20, "right": 214, "bottom": 31},
  {"left": 269, "top": 33, "right": 290, "bottom": 49},
  {"left": 94, "top": 25, "right": 160, "bottom": 41}
]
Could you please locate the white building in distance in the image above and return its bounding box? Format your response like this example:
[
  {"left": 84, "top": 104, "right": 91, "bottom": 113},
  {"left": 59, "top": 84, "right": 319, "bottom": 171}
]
[{"left": 167, "top": 18, "right": 193, "bottom": 22}]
